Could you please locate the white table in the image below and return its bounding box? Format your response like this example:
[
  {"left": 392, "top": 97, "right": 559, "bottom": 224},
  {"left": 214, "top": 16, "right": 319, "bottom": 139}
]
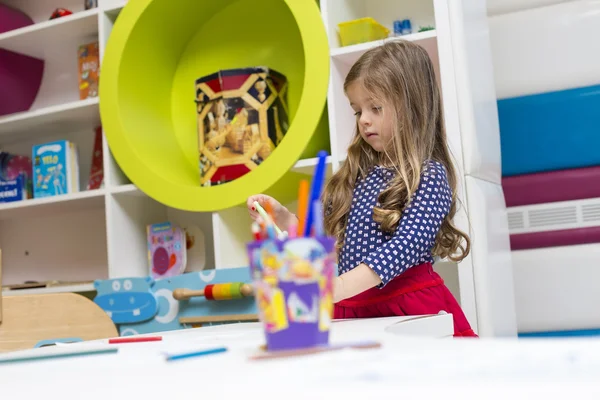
[{"left": 1, "top": 315, "right": 600, "bottom": 398}]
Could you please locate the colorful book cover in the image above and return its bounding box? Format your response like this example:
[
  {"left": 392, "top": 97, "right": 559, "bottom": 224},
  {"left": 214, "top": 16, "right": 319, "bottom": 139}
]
[
  {"left": 146, "top": 222, "right": 187, "bottom": 279},
  {"left": 0, "top": 174, "right": 28, "bottom": 203},
  {"left": 32, "top": 140, "right": 80, "bottom": 198},
  {"left": 78, "top": 41, "right": 99, "bottom": 100},
  {"left": 0, "top": 152, "right": 32, "bottom": 202}
]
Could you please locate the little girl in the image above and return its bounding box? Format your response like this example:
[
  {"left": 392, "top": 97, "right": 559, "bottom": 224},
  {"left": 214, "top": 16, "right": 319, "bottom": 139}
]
[{"left": 247, "top": 40, "right": 477, "bottom": 337}]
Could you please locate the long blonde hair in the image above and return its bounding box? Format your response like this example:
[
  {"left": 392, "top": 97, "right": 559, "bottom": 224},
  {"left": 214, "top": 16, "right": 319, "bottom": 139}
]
[{"left": 322, "top": 40, "right": 470, "bottom": 262}]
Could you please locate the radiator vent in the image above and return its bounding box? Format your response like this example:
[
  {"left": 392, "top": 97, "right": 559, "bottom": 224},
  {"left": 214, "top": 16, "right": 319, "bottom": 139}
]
[
  {"left": 528, "top": 206, "right": 577, "bottom": 228},
  {"left": 507, "top": 212, "right": 524, "bottom": 231},
  {"left": 507, "top": 198, "right": 600, "bottom": 234},
  {"left": 582, "top": 204, "right": 600, "bottom": 223}
]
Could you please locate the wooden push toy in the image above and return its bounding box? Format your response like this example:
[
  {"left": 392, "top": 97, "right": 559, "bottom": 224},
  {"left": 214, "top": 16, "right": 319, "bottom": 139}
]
[
  {"left": 173, "top": 282, "right": 254, "bottom": 301},
  {"left": 93, "top": 268, "right": 259, "bottom": 336}
]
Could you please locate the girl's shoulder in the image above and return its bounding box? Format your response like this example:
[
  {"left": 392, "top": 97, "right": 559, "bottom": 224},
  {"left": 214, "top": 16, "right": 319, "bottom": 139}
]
[
  {"left": 422, "top": 159, "right": 448, "bottom": 180},
  {"left": 360, "top": 160, "right": 449, "bottom": 186}
]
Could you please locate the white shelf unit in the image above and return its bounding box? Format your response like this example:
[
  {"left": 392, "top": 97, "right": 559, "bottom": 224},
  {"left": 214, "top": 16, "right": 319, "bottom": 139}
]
[{"left": 0, "top": 0, "right": 517, "bottom": 337}]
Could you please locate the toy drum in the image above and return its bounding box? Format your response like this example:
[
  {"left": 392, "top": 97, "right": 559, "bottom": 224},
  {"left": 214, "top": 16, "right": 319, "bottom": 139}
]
[{"left": 195, "top": 67, "right": 289, "bottom": 187}]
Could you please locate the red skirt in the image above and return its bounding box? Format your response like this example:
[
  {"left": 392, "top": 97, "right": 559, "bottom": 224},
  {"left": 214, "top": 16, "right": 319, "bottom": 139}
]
[{"left": 334, "top": 262, "right": 478, "bottom": 337}]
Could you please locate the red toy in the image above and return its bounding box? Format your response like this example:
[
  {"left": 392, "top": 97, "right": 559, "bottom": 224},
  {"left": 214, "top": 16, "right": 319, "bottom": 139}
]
[{"left": 49, "top": 8, "right": 73, "bottom": 20}]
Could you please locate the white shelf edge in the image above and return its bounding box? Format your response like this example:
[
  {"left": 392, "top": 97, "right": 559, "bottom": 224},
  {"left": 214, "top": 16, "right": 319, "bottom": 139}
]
[
  {"left": 0, "top": 188, "right": 106, "bottom": 213},
  {"left": 331, "top": 30, "right": 437, "bottom": 60},
  {"left": 1, "top": 283, "right": 96, "bottom": 297},
  {"left": 103, "top": 1, "right": 129, "bottom": 14},
  {"left": 109, "top": 183, "right": 137, "bottom": 194},
  {"left": 0, "top": 9, "right": 99, "bottom": 42},
  {"left": 292, "top": 156, "right": 332, "bottom": 170},
  {"left": 0, "top": 97, "right": 99, "bottom": 128}
]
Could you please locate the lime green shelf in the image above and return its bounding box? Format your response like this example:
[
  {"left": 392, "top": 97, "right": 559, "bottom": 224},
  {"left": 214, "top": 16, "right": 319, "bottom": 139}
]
[{"left": 100, "top": 0, "right": 330, "bottom": 212}]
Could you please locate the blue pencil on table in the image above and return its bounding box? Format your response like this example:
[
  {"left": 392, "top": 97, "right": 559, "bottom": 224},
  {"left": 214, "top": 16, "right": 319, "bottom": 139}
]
[
  {"left": 303, "top": 150, "right": 328, "bottom": 237},
  {"left": 165, "top": 346, "right": 227, "bottom": 362}
]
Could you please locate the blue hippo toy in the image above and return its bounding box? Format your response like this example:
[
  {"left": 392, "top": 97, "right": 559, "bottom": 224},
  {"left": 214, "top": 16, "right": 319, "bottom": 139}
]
[{"left": 94, "top": 277, "right": 158, "bottom": 324}]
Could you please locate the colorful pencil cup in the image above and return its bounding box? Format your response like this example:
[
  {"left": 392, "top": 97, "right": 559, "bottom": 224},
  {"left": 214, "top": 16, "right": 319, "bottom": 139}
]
[{"left": 247, "top": 235, "right": 336, "bottom": 351}]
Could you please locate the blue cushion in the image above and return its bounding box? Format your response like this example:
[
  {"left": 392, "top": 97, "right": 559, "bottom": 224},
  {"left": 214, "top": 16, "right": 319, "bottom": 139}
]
[{"left": 498, "top": 84, "right": 600, "bottom": 176}]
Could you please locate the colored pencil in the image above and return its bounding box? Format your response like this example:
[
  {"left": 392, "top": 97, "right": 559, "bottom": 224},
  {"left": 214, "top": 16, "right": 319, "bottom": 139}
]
[
  {"left": 251, "top": 222, "right": 261, "bottom": 241},
  {"left": 108, "top": 336, "right": 162, "bottom": 344},
  {"left": 165, "top": 346, "right": 228, "bottom": 362},
  {"left": 296, "top": 179, "right": 309, "bottom": 237},
  {"left": 312, "top": 200, "right": 324, "bottom": 237},
  {"left": 253, "top": 201, "right": 283, "bottom": 237},
  {"left": 287, "top": 222, "right": 297, "bottom": 239},
  {"left": 303, "top": 150, "right": 328, "bottom": 237},
  {"left": 257, "top": 216, "right": 267, "bottom": 239},
  {"left": 0, "top": 346, "right": 118, "bottom": 365}
]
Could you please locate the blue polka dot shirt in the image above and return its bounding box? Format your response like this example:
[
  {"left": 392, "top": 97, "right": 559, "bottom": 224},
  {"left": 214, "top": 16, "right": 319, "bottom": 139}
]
[{"left": 338, "top": 160, "right": 452, "bottom": 288}]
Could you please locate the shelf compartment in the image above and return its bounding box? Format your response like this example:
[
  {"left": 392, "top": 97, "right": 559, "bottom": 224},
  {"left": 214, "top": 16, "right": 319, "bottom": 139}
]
[
  {"left": 331, "top": 29, "right": 437, "bottom": 65},
  {"left": 0, "top": 9, "right": 99, "bottom": 59},
  {"left": 0, "top": 98, "right": 100, "bottom": 141},
  {"left": 2, "top": 282, "right": 95, "bottom": 297},
  {"left": 323, "top": 0, "right": 436, "bottom": 50},
  {"left": 0, "top": 189, "right": 106, "bottom": 221},
  {"left": 105, "top": 194, "right": 215, "bottom": 279},
  {"left": 0, "top": 205, "right": 108, "bottom": 286}
]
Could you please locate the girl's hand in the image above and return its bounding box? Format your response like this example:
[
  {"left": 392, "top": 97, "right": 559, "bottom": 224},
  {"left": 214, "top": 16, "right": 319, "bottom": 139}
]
[{"left": 246, "top": 194, "right": 296, "bottom": 231}]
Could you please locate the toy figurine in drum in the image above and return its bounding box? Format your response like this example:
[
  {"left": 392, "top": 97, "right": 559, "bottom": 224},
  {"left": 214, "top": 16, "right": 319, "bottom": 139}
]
[{"left": 195, "top": 67, "right": 289, "bottom": 186}]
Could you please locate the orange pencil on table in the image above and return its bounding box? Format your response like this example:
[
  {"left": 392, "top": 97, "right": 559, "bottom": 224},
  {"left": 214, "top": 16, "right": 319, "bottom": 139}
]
[{"left": 296, "top": 179, "right": 309, "bottom": 237}]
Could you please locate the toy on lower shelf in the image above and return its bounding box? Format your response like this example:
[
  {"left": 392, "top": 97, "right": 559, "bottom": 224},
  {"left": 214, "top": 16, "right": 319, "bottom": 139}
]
[
  {"left": 173, "top": 282, "right": 254, "bottom": 301},
  {"left": 93, "top": 268, "right": 257, "bottom": 336}
]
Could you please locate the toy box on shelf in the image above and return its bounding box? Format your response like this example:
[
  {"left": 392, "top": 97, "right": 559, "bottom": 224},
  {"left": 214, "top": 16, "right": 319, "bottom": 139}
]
[
  {"left": 196, "top": 67, "right": 289, "bottom": 187},
  {"left": 78, "top": 41, "right": 100, "bottom": 100},
  {"left": 32, "top": 140, "right": 80, "bottom": 198}
]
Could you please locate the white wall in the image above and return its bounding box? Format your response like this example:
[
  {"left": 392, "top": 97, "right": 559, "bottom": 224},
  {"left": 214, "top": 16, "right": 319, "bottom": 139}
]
[{"left": 487, "top": 0, "right": 600, "bottom": 333}]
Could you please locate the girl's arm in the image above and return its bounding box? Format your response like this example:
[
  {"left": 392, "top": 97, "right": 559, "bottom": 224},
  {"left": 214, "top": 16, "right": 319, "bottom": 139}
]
[
  {"left": 333, "top": 162, "right": 452, "bottom": 302},
  {"left": 333, "top": 264, "right": 381, "bottom": 303}
]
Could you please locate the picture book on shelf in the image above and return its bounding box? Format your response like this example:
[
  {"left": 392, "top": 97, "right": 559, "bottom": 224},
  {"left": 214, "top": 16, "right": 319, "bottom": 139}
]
[
  {"left": 0, "top": 152, "right": 33, "bottom": 203},
  {"left": 147, "top": 222, "right": 187, "bottom": 279},
  {"left": 33, "top": 140, "right": 80, "bottom": 198}
]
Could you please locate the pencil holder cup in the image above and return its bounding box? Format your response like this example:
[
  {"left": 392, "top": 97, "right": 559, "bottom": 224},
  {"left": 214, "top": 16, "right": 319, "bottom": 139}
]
[{"left": 247, "top": 236, "right": 336, "bottom": 351}]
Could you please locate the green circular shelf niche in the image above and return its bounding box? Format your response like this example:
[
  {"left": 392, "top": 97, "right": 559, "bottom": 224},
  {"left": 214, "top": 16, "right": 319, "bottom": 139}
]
[{"left": 100, "top": 0, "right": 330, "bottom": 211}]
